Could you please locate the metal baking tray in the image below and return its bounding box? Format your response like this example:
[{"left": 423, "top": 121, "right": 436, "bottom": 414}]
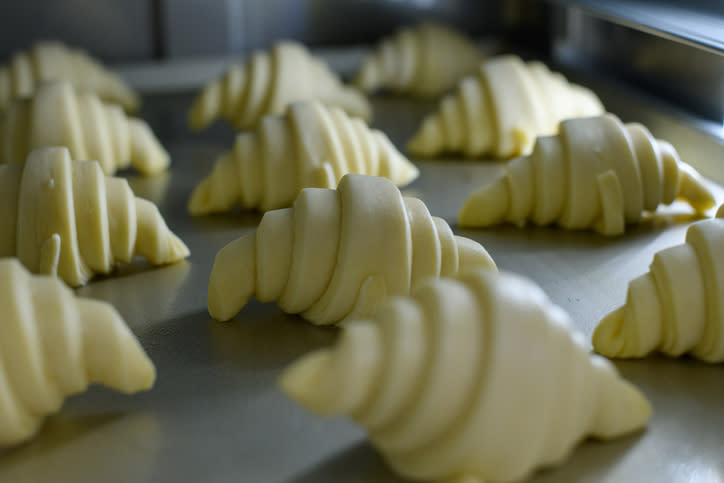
[{"left": 1, "top": 57, "right": 723, "bottom": 483}]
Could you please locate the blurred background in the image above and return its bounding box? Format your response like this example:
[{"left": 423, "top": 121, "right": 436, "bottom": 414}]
[
  {"left": 1, "top": 0, "right": 723, "bottom": 121},
  {"left": 0, "top": 0, "right": 538, "bottom": 61}
]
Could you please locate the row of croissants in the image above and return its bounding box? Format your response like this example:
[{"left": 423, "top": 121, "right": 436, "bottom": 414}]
[{"left": 0, "top": 23, "right": 722, "bottom": 483}]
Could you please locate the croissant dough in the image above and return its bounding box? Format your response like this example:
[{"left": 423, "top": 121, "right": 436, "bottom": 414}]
[
  {"left": 280, "top": 268, "right": 651, "bottom": 483},
  {"left": 189, "top": 101, "right": 419, "bottom": 214},
  {"left": 208, "top": 174, "right": 496, "bottom": 324},
  {"left": 594, "top": 205, "right": 724, "bottom": 363},
  {"left": 352, "top": 23, "right": 484, "bottom": 98},
  {"left": 188, "top": 41, "right": 371, "bottom": 131},
  {"left": 0, "top": 41, "right": 139, "bottom": 113},
  {"left": 0, "top": 147, "right": 189, "bottom": 287},
  {"left": 459, "top": 114, "right": 715, "bottom": 236},
  {"left": 0, "top": 258, "right": 155, "bottom": 447},
  {"left": 407, "top": 55, "right": 605, "bottom": 159},
  {"left": 0, "top": 80, "right": 169, "bottom": 176}
]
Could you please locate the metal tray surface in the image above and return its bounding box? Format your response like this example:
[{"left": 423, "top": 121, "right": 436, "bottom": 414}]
[{"left": 1, "top": 93, "right": 723, "bottom": 483}]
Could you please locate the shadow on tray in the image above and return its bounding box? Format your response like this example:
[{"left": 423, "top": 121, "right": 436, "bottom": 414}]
[
  {"left": 140, "top": 302, "right": 337, "bottom": 373},
  {"left": 290, "top": 431, "right": 644, "bottom": 483},
  {"left": 289, "top": 442, "right": 402, "bottom": 483},
  {"left": 0, "top": 412, "right": 160, "bottom": 482},
  {"left": 205, "top": 303, "right": 338, "bottom": 371}
]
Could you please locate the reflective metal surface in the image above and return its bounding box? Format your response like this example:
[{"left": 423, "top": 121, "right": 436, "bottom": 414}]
[
  {"left": 548, "top": 0, "right": 724, "bottom": 54},
  {"left": 1, "top": 79, "right": 723, "bottom": 482},
  {"left": 550, "top": 2, "right": 724, "bottom": 121}
]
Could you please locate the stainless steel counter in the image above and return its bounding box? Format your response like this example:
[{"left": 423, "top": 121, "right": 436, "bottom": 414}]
[{"left": 1, "top": 90, "right": 723, "bottom": 483}]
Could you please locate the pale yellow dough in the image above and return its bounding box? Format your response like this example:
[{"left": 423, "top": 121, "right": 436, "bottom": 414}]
[
  {"left": 407, "top": 55, "right": 605, "bottom": 159},
  {"left": 188, "top": 41, "right": 371, "bottom": 131},
  {"left": 0, "top": 257, "right": 155, "bottom": 447},
  {"left": 280, "top": 268, "right": 651, "bottom": 482},
  {"left": 353, "top": 23, "right": 484, "bottom": 98},
  {"left": 0, "top": 147, "right": 189, "bottom": 287},
  {"left": 459, "top": 114, "right": 715, "bottom": 235},
  {"left": 0, "top": 80, "right": 169, "bottom": 176},
  {"left": 0, "top": 41, "right": 139, "bottom": 113},
  {"left": 207, "top": 174, "right": 496, "bottom": 324},
  {"left": 594, "top": 205, "right": 724, "bottom": 362},
  {"left": 188, "top": 101, "right": 419, "bottom": 214}
]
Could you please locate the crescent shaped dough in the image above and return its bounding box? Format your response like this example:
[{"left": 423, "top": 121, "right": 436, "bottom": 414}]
[
  {"left": 594, "top": 205, "right": 724, "bottom": 363},
  {"left": 208, "top": 174, "right": 496, "bottom": 324},
  {"left": 0, "top": 147, "right": 189, "bottom": 287},
  {"left": 188, "top": 41, "right": 371, "bottom": 131},
  {"left": 407, "top": 55, "right": 604, "bottom": 159},
  {"left": 0, "top": 80, "right": 169, "bottom": 176},
  {"left": 0, "top": 257, "right": 155, "bottom": 447},
  {"left": 188, "top": 101, "right": 419, "bottom": 214},
  {"left": 0, "top": 41, "right": 139, "bottom": 113},
  {"left": 353, "top": 23, "right": 484, "bottom": 98},
  {"left": 280, "top": 268, "right": 651, "bottom": 482},
  {"left": 459, "top": 114, "right": 715, "bottom": 235}
]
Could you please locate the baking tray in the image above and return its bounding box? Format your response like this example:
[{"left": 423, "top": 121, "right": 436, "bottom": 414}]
[{"left": 1, "top": 69, "right": 723, "bottom": 483}]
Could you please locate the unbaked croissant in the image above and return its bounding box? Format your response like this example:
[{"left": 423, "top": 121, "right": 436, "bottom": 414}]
[
  {"left": 0, "top": 41, "right": 139, "bottom": 113},
  {"left": 0, "top": 257, "right": 155, "bottom": 447},
  {"left": 280, "top": 268, "right": 651, "bottom": 483},
  {"left": 407, "top": 55, "right": 605, "bottom": 159},
  {"left": 458, "top": 114, "right": 715, "bottom": 236},
  {"left": 189, "top": 101, "right": 419, "bottom": 214},
  {"left": 0, "top": 80, "right": 168, "bottom": 176},
  {"left": 352, "top": 23, "right": 484, "bottom": 98},
  {"left": 208, "top": 174, "right": 496, "bottom": 324},
  {"left": 594, "top": 205, "right": 724, "bottom": 363},
  {"left": 188, "top": 41, "right": 371, "bottom": 131},
  {"left": 0, "top": 146, "right": 189, "bottom": 287}
]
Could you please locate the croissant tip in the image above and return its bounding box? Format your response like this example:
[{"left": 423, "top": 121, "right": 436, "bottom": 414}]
[
  {"left": 592, "top": 306, "right": 627, "bottom": 358},
  {"left": 112, "top": 340, "right": 156, "bottom": 394},
  {"left": 169, "top": 234, "right": 191, "bottom": 260},
  {"left": 188, "top": 178, "right": 213, "bottom": 215},
  {"left": 600, "top": 377, "right": 653, "bottom": 439},
  {"left": 455, "top": 236, "right": 498, "bottom": 272},
  {"left": 279, "top": 351, "right": 333, "bottom": 414},
  {"left": 352, "top": 65, "right": 378, "bottom": 94},
  {"left": 406, "top": 135, "right": 431, "bottom": 157},
  {"left": 139, "top": 154, "right": 171, "bottom": 177},
  {"left": 207, "top": 234, "right": 257, "bottom": 321},
  {"left": 207, "top": 281, "right": 240, "bottom": 321},
  {"left": 406, "top": 118, "right": 443, "bottom": 158},
  {"left": 129, "top": 119, "right": 171, "bottom": 175},
  {"left": 206, "top": 274, "right": 243, "bottom": 322},
  {"left": 79, "top": 298, "right": 157, "bottom": 393},
  {"left": 187, "top": 97, "right": 212, "bottom": 132},
  {"left": 207, "top": 304, "right": 233, "bottom": 322},
  {"left": 124, "top": 93, "right": 142, "bottom": 114},
  {"left": 188, "top": 113, "right": 207, "bottom": 132},
  {"left": 398, "top": 160, "right": 421, "bottom": 186},
  {"left": 629, "top": 381, "right": 653, "bottom": 425},
  {"left": 458, "top": 178, "right": 510, "bottom": 228},
  {"left": 690, "top": 190, "right": 717, "bottom": 214},
  {"left": 127, "top": 355, "right": 157, "bottom": 393}
]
